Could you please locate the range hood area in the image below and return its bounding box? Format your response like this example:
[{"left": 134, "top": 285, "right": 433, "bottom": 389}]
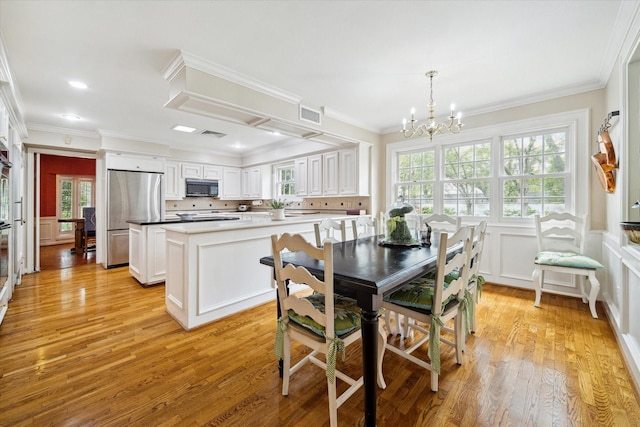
[{"left": 162, "top": 50, "right": 378, "bottom": 148}]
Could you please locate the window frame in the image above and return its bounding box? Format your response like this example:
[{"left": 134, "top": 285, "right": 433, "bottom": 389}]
[
  {"left": 273, "top": 162, "right": 296, "bottom": 200},
  {"left": 387, "top": 110, "right": 584, "bottom": 224},
  {"left": 56, "top": 174, "right": 95, "bottom": 237}
]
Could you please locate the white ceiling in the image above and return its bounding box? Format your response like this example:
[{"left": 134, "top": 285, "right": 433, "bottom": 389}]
[{"left": 0, "top": 1, "right": 637, "bottom": 156}]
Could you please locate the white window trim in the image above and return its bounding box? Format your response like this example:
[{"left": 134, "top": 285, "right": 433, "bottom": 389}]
[
  {"left": 386, "top": 109, "right": 589, "bottom": 225},
  {"left": 56, "top": 174, "right": 96, "bottom": 240}
]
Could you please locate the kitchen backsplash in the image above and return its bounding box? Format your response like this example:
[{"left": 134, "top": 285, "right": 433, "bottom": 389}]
[{"left": 166, "top": 196, "right": 370, "bottom": 213}]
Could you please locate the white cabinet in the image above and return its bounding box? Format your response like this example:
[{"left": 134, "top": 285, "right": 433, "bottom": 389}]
[
  {"left": 203, "top": 165, "right": 221, "bottom": 180},
  {"left": 129, "top": 223, "right": 167, "bottom": 286},
  {"left": 322, "top": 151, "right": 339, "bottom": 196},
  {"left": 308, "top": 154, "right": 323, "bottom": 196},
  {"left": 0, "top": 100, "right": 8, "bottom": 146},
  {"left": 339, "top": 148, "right": 358, "bottom": 195},
  {"left": 105, "top": 153, "right": 164, "bottom": 173},
  {"left": 221, "top": 167, "right": 242, "bottom": 199},
  {"left": 181, "top": 162, "right": 203, "bottom": 179},
  {"left": 165, "top": 161, "right": 183, "bottom": 200},
  {"left": 241, "top": 166, "right": 272, "bottom": 199},
  {"left": 295, "top": 157, "right": 308, "bottom": 197}
]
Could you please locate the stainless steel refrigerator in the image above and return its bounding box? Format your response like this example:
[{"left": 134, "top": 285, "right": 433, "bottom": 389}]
[{"left": 107, "top": 169, "right": 163, "bottom": 268}]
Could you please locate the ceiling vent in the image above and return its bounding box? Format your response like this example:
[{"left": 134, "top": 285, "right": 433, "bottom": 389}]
[
  {"left": 299, "top": 105, "right": 321, "bottom": 125},
  {"left": 200, "top": 130, "right": 227, "bottom": 138}
]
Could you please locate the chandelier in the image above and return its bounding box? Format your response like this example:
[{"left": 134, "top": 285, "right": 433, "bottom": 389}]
[{"left": 401, "top": 70, "right": 463, "bottom": 140}]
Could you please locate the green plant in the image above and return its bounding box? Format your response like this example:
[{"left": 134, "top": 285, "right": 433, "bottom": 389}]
[{"left": 268, "top": 199, "right": 291, "bottom": 209}]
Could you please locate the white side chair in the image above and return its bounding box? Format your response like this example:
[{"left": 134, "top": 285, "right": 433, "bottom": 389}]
[
  {"left": 351, "top": 215, "right": 378, "bottom": 239},
  {"left": 271, "top": 233, "right": 386, "bottom": 426},
  {"left": 382, "top": 227, "right": 473, "bottom": 392},
  {"left": 314, "top": 219, "right": 347, "bottom": 247},
  {"left": 466, "top": 220, "right": 487, "bottom": 335},
  {"left": 422, "top": 213, "right": 462, "bottom": 233},
  {"left": 532, "top": 213, "right": 602, "bottom": 318}
]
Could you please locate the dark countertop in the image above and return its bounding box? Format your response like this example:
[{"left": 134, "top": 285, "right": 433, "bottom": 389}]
[{"left": 128, "top": 216, "right": 241, "bottom": 226}]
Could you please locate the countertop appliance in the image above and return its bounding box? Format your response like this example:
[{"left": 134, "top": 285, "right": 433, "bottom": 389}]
[
  {"left": 185, "top": 179, "right": 218, "bottom": 197},
  {"left": 107, "top": 169, "right": 163, "bottom": 268}
]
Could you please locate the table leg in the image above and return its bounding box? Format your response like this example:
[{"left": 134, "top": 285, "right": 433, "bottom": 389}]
[{"left": 361, "top": 309, "right": 378, "bottom": 426}]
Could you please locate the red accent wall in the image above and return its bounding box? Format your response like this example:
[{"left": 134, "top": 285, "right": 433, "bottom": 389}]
[{"left": 40, "top": 154, "right": 96, "bottom": 217}]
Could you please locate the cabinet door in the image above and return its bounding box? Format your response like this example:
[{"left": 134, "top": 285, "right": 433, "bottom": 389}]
[
  {"left": 165, "top": 161, "right": 183, "bottom": 200},
  {"left": 323, "top": 152, "right": 339, "bottom": 196},
  {"left": 308, "top": 155, "right": 323, "bottom": 196},
  {"left": 295, "top": 157, "right": 308, "bottom": 196},
  {"left": 181, "top": 163, "right": 203, "bottom": 179},
  {"left": 339, "top": 148, "right": 358, "bottom": 195},
  {"left": 203, "top": 165, "right": 221, "bottom": 180},
  {"left": 241, "top": 168, "right": 251, "bottom": 198},
  {"left": 221, "top": 167, "right": 242, "bottom": 199}
]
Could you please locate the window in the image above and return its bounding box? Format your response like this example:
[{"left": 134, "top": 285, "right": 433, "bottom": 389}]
[
  {"left": 397, "top": 149, "right": 435, "bottom": 214},
  {"left": 57, "top": 175, "right": 95, "bottom": 232},
  {"left": 274, "top": 164, "right": 295, "bottom": 198},
  {"left": 443, "top": 142, "right": 491, "bottom": 216},
  {"left": 390, "top": 111, "right": 579, "bottom": 222},
  {"left": 501, "top": 130, "right": 567, "bottom": 217}
]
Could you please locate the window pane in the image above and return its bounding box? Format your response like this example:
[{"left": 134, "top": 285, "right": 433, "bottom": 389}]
[{"left": 476, "top": 161, "right": 491, "bottom": 178}]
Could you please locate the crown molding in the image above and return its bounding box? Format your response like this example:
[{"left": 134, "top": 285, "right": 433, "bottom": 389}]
[{"left": 27, "top": 123, "right": 101, "bottom": 139}]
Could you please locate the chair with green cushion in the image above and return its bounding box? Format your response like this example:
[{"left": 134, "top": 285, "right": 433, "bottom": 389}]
[
  {"left": 467, "top": 220, "right": 487, "bottom": 335},
  {"left": 533, "top": 212, "right": 602, "bottom": 318},
  {"left": 271, "top": 233, "right": 387, "bottom": 427},
  {"left": 382, "top": 226, "right": 473, "bottom": 392}
]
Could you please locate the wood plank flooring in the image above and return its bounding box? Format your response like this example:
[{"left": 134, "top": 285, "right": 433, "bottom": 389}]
[{"left": 1, "top": 264, "right": 639, "bottom": 426}]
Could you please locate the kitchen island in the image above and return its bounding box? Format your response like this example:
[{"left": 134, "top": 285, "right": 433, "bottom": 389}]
[{"left": 154, "top": 214, "right": 354, "bottom": 330}]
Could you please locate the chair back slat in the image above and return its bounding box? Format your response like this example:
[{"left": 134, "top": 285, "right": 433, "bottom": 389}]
[
  {"left": 535, "top": 213, "right": 587, "bottom": 253},
  {"left": 272, "top": 233, "right": 334, "bottom": 337},
  {"left": 351, "top": 216, "right": 378, "bottom": 239},
  {"left": 314, "top": 219, "right": 346, "bottom": 247},
  {"left": 432, "top": 227, "right": 473, "bottom": 314},
  {"left": 421, "top": 214, "right": 461, "bottom": 234}
]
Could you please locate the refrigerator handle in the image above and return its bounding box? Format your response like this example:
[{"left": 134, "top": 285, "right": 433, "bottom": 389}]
[{"left": 14, "top": 197, "right": 24, "bottom": 224}]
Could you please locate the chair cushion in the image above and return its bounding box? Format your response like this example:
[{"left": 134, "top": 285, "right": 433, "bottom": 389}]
[
  {"left": 384, "top": 276, "right": 456, "bottom": 311},
  {"left": 288, "top": 293, "right": 361, "bottom": 337},
  {"left": 535, "top": 250, "right": 603, "bottom": 269}
]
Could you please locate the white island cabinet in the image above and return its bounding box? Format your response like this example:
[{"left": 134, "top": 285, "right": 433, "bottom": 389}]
[
  {"left": 129, "top": 223, "right": 167, "bottom": 286},
  {"left": 162, "top": 215, "right": 350, "bottom": 330}
]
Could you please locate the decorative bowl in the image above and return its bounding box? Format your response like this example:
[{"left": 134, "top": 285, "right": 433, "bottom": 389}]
[
  {"left": 177, "top": 212, "right": 198, "bottom": 221},
  {"left": 620, "top": 222, "right": 640, "bottom": 244}
]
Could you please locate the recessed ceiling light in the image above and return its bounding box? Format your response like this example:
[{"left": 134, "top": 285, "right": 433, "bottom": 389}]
[
  {"left": 68, "top": 81, "right": 88, "bottom": 89},
  {"left": 62, "top": 114, "right": 81, "bottom": 120},
  {"left": 231, "top": 142, "right": 245, "bottom": 150},
  {"left": 172, "top": 125, "right": 197, "bottom": 133}
]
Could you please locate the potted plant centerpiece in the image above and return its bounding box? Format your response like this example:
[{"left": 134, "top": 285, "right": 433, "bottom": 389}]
[{"left": 268, "top": 198, "right": 291, "bottom": 221}]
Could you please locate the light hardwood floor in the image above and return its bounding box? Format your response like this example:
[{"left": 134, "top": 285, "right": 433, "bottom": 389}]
[{"left": 1, "top": 264, "right": 639, "bottom": 426}]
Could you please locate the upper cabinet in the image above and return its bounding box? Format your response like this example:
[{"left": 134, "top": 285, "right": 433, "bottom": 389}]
[
  {"left": 221, "top": 167, "right": 241, "bottom": 199},
  {"left": 241, "top": 166, "right": 271, "bottom": 199},
  {"left": 165, "top": 161, "right": 183, "bottom": 200},
  {"left": 203, "top": 165, "right": 221, "bottom": 180},
  {"left": 294, "top": 157, "right": 308, "bottom": 197},
  {"left": 294, "top": 145, "right": 369, "bottom": 197},
  {"left": 105, "top": 152, "right": 164, "bottom": 173},
  {"left": 0, "top": 101, "right": 8, "bottom": 148}
]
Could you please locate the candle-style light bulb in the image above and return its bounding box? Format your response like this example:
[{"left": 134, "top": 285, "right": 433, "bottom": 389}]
[
  {"left": 456, "top": 112, "right": 462, "bottom": 125},
  {"left": 410, "top": 108, "right": 415, "bottom": 120},
  {"left": 450, "top": 103, "right": 456, "bottom": 114},
  {"left": 402, "top": 118, "right": 407, "bottom": 130}
]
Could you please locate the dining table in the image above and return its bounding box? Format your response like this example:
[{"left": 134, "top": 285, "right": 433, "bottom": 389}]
[
  {"left": 57, "top": 218, "right": 85, "bottom": 253},
  {"left": 260, "top": 233, "right": 455, "bottom": 427}
]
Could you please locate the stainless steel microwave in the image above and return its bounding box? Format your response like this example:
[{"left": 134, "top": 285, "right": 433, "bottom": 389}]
[{"left": 185, "top": 179, "right": 219, "bottom": 197}]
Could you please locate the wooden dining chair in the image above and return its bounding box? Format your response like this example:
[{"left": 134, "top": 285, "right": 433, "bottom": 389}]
[
  {"left": 351, "top": 215, "right": 378, "bottom": 239},
  {"left": 382, "top": 227, "right": 473, "bottom": 392},
  {"left": 82, "top": 207, "right": 96, "bottom": 256},
  {"left": 271, "top": 233, "right": 386, "bottom": 427},
  {"left": 314, "top": 218, "right": 346, "bottom": 247},
  {"left": 422, "top": 213, "right": 462, "bottom": 233},
  {"left": 386, "top": 213, "right": 462, "bottom": 337},
  {"left": 466, "top": 220, "right": 487, "bottom": 335},
  {"left": 532, "top": 212, "right": 602, "bottom": 318}
]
